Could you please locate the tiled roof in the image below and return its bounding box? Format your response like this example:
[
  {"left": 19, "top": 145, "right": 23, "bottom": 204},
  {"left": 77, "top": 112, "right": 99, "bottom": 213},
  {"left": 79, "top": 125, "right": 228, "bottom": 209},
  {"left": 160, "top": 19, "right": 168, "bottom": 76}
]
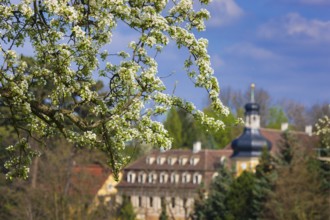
[
  {"left": 69, "top": 164, "right": 112, "bottom": 196},
  {"left": 123, "top": 149, "right": 233, "bottom": 172},
  {"left": 225, "top": 128, "right": 319, "bottom": 154}
]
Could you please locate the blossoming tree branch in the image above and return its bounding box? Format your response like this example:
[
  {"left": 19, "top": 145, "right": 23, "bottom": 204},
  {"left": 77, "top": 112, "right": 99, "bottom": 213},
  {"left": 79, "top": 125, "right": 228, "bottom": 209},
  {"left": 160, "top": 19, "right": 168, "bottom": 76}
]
[{"left": 0, "top": 0, "right": 230, "bottom": 179}]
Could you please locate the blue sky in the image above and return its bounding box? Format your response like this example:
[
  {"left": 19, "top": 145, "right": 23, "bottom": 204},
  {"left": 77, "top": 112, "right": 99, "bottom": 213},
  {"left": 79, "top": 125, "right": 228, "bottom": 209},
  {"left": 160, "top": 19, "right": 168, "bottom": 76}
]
[
  {"left": 154, "top": 0, "right": 330, "bottom": 109},
  {"left": 16, "top": 0, "right": 330, "bottom": 110}
]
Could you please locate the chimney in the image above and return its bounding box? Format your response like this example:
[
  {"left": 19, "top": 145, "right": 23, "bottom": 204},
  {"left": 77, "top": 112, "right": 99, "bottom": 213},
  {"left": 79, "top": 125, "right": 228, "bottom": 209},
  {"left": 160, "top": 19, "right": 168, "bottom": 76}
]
[
  {"left": 305, "top": 125, "right": 312, "bottom": 136},
  {"left": 281, "top": 123, "right": 289, "bottom": 131},
  {"left": 193, "top": 141, "right": 202, "bottom": 153}
]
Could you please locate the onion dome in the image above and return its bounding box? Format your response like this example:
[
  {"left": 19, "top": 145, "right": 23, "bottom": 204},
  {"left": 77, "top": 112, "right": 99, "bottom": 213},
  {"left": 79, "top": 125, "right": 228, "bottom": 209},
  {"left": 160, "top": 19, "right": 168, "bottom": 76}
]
[
  {"left": 231, "top": 83, "right": 272, "bottom": 158},
  {"left": 231, "top": 128, "right": 271, "bottom": 157}
]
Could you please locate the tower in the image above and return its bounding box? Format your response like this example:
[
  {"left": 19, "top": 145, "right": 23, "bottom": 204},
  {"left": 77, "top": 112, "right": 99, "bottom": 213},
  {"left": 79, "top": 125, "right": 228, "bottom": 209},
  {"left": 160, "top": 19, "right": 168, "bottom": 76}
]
[{"left": 230, "top": 84, "right": 272, "bottom": 176}]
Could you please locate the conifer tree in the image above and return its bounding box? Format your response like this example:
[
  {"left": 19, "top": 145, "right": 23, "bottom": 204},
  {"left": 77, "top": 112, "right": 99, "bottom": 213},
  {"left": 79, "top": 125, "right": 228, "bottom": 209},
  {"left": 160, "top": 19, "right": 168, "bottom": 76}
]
[
  {"left": 276, "top": 130, "right": 296, "bottom": 165},
  {"left": 226, "top": 171, "right": 256, "bottom": 220},
  {"left": 203, "top": 165, "right": 233, "bottom": 220},
  {"left": 118, "top": 196, "right": 136, "bottom": 220},
  {"left": 253, "top": 148, "right": 277, "bottom": 219},
  {"left": 191, "top": 183, "right": 207, "bottom": 220},
  {"left": 159, "top": 198, "right": 168, "bottom": 220},
  {"left": 164, "top": 107, "right": 183, "bottom": 148}
]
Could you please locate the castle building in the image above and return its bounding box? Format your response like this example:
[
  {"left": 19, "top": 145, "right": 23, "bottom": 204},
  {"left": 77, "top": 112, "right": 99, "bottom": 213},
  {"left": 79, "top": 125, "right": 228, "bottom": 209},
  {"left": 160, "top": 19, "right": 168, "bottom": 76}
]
[
  {"left": 116, "top": 143, "right": 232, "bottom": 220},
  {"left": 115, "top": 84, "right": 317, "bottom": 220}
]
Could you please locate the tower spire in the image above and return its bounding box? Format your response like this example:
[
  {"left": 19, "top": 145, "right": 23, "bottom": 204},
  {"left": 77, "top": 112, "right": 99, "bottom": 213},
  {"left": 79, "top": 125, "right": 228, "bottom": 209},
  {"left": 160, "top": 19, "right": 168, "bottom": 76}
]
[{"left": 250, "top": 83, "right": 255, "bottom": 103}]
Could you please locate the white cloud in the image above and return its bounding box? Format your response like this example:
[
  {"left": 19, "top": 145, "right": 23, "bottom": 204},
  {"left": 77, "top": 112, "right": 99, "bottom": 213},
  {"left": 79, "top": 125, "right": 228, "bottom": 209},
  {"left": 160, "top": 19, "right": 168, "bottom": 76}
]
[
  {"left": 207, "top": 0, "right": 244, "bottom": 27},
  {"left": 258, "top": 13, "right": 330, "bottom": 43},
  {"left": 224, "top": 43, "right": 280, "bottom": 61}
]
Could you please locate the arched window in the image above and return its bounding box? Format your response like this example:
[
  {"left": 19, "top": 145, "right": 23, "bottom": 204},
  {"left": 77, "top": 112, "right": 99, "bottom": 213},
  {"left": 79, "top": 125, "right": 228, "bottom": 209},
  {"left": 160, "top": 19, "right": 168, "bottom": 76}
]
[
  {"left": 148, "top": 172, "right": 157, "bottom": 184},
  {"left": 193, "top": 173, "right": 202, "bottom": 184},
  {"left": 138, "top": 172, "right": 146, "bottom": 183},
  {"left": 127, "top": 171, "right": 136, "bottom": 183},
  {"left": 159, "top": 172, "right": 168, "bottom": 183},
  {"left": 170, "top": 172, "right": 179, "bottom": 183},
  {"left": 182, "top": 172, "right": 191, "bottom": 183}
]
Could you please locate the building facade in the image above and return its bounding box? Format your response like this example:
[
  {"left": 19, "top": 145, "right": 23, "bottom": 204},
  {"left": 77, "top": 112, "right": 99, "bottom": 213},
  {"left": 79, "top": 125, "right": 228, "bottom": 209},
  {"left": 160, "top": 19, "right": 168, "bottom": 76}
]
[{"left": 116, "top": 144, "right": 232, "bottom": 220}]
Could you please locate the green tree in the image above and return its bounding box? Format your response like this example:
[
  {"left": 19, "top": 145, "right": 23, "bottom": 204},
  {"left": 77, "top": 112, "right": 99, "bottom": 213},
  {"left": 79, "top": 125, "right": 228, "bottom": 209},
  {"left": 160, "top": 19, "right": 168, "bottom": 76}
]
[
  {"left": 261, "top": 128, "right": 329, "bottom": 220},
  {"left": 226, "top": 171, "right": 256, "bottom": 220},
  {"left": 266, "top": 107, "right": 288, "bottom": 129},
  {"left": 0, "top": 138, "right": 113, "bottom": 220},
  {"left": 203, "top": 165, "right": 233, "bottom": 220},
  {"left": 276, "top": 131, "right": 296, "bottom": 165},
  {"left": 159, "top": 197, "right": 168, "bottom": 220},
  {"left": 118, "top": 196, "right": 136, "bottom": 220},
  {"left": 0, "top": 0, "right": 229, "bottom": 179},
  {"left": 191, "top": 183, "right": 207, "bottom": 220},
  {"left": 178, "top": 108, "right": 201, "bottom": 148},
  {"left": 164, "top": 107, "right": 183, "bottom": 148},
  {"left": 201, "top": 107, "right": 238, "bottom": 149},
  {"left": 262, "top": 147, "right": 329, "bottom": 220},
  {"left": 315, "top": 115, "right": 330, "bottom": 156},
  {"left": 164, "top": 106, "right": 238, "bottom": 150},
  {"left": 253, "top": 148, "right": 277, "bottom": 219}
]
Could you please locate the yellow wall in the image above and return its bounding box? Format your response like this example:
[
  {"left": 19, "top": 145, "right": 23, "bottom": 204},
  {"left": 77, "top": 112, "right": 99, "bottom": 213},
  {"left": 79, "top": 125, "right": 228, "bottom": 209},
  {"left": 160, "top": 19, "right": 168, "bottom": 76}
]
[{"left": 233, "top": 157, "right": 259, "bottom": 176}]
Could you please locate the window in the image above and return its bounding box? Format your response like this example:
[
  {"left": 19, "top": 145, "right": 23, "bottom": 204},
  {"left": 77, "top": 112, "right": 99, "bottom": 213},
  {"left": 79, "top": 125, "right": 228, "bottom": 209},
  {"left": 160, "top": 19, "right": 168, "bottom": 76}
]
[
  {"left": 146, "top": 156, "right": 155, "bottom": 165},
  {"left": 149, "top": 197, "right": 153, "bottom": 207},
  {"left": 241, "top": 163, "right": 247, "bottom": 170},
  {"left": 138, "top": 196, "right": 142, "bottom": 207},
  {"left": 127, "top": 171, "right": 135, "bottom": 183},
  {"left": 193, "top": 173, "right": 202, "bottom": 184},
  {"left": 179, "top": 156, "right": 188, "bottom": 165},
  {"left": 171, "top": 197, "right": 175, "bottom": 208},
  {"left": 148, "top": 172, "right": 157, "bottom": 184},
  {"left": 170, "top": 172, "right": 179, "bottom": 183},
  {"left": 183, "top": 198, "right": 187, "bottom": 208},
  {"left": 182, "top": 172, "right": 191, "bottom": 183},
  {"left": 220, "top": 156, "right": 226, "bottom": 165},
  {"left": 138, "top": 172, "right": 146, "bottom": 183},
  {"left": 157, "top": 156, "right": 166, "bottom": 165},
  {"left": 161, "top": 197, "right": 165, "bottom": 208},
  {"left": 190, "top": 156, "right": 200, "bottom": 165},
  {"left": 160, "top": 172, "right": 168, "bottom": 183},
  {"left": 167, "top": 156, "right": 177, "bottom": 165}
]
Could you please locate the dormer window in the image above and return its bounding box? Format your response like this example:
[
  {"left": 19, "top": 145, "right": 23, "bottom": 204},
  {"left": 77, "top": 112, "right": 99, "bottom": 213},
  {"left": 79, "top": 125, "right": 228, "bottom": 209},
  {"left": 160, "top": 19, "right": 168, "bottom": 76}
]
[
  {"left": 148, "top": 172, "right": 157, "bottom": 184},
  {"left": 190, "top": 156, "right": 200, "bottom": 165},
  {"left": 220, "top": 156, "right": 226, "bottom": 165},
  {"left": 146, "top": 156, "right": 155, "bottom": 165},
  {"left": 182, "top": 172, "right": 191, "bottom": 183},
  {"left": 157, "top": 156, "right": 166, "bottom": 165},
  {"left": 138, "top": 172, "right": 146, "bottom": 183},
  {"left": 127, "top": 171, "right": 136, "bottom": 183},
  {"left": 167, "top": 156, "right": 177, "bottom": 165},
  {"left": 159, "top": 172, "right": 168, "bottom": 183},
  {"left": 193, "top": 173, "right": 202, "bottom": 184},
  {"left": 179, "top": 156, "right": 188, "bottom": 165}
]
